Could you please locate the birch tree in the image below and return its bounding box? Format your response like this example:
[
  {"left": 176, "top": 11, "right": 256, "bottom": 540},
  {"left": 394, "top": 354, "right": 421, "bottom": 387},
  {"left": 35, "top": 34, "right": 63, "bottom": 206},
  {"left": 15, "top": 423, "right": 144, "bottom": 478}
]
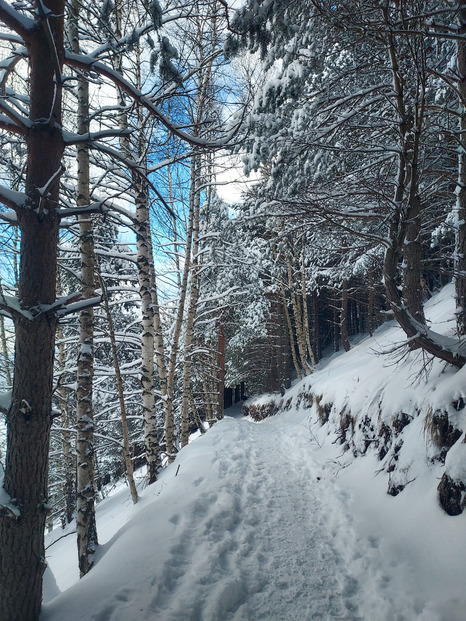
[
  {"left": 67, "top": 0, "right": 98, "bottom": 577},
  {"left": 0, "top": 1, "right": 240, "bottom": 616}
]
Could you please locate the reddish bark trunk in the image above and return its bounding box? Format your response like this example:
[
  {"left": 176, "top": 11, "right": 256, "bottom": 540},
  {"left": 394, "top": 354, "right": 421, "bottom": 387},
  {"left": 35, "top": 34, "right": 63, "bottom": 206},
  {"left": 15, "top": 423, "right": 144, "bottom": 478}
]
[{"left": 0, "top": 2, "right": 65, "bottom": 619}]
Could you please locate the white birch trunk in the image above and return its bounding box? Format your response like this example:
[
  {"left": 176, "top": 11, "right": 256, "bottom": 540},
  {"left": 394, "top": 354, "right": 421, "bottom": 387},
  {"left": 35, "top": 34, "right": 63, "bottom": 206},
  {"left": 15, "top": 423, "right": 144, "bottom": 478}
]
[
  {"left": 180, "top": 157, "right": 202, "bottom": 447},
  {"left": 111, "top": 6, "right": 165, "bottom": 482},
  {"left": 68, "top": 0, "right": 98, "bottom": 577},
  {"left": 99, "top": 277, "right": 138, "bottom": 504}
]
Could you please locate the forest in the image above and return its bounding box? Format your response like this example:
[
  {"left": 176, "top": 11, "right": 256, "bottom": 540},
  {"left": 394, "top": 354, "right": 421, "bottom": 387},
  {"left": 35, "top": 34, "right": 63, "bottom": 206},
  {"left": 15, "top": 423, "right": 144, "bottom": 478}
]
[{"left": 0, "top": 1, "right": 466, "bottom": 620}]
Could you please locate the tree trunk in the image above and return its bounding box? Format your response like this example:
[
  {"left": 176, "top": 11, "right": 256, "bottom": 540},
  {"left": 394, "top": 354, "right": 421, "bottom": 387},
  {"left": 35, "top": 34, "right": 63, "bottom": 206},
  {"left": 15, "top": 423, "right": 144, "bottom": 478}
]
[
  {"left": 56, "top": 324, "right": 75, "bottom": 525},
  {"left": 301, "top": 235, "right": 316, "bottom": 369},
  {"left": 136, "top": 201, "right": 163, "bottom": 482},
  {"left": 340, "top": 280, "right": 351, "bottom": 353},
  {"left": 0, "top": 315, "right": 11, "bottom": 387},
  {"left": 68, "top": 0, "right": 99, "bottom": 577},
  {"left": 100, "top": 277, "right": 138, "bottom": 505},
  {"left": 287, "top": 257, "right": 312, "bottom": 375},
  {"left": 165, "top": 170, "right": 196, "bottom": 461},
  {"left": 217, "top": 319, "right": 225, "bottom": 421},
  {"left": 402, "top": 192, "right": 424, "bottom": 324},
  {"left": 384, "top": 230, "right": 466, "bottom": 367},
  {"left": 333, "top": 300, "right": 340, "bottom": 353},
  {"left": 313, "top": 290, "right": 321, "bottom": 361},
  {"left": 180, "top": 157, "right": 202, "bottom": 447},
  {"left": 111, "top": 23, "right": 165, "bottom": 482},
  {"left": 368, "top": 266, "right": 375, "bottom": 337},
  {"left": 0, "top": 2, "right": 65, "bottom": 618},
  {"left": 455, "top": 4, "right": 466, "bottom": 335},
  {"left": 379, "top": 9, "right": 465, "bottom": 366}
]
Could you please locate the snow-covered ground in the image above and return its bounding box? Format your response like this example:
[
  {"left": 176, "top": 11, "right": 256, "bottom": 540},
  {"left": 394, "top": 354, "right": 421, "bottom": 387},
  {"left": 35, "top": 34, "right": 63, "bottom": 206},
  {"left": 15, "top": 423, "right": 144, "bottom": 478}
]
[{"left": 41, "top": 286, "right": 466, "bottom": 621}]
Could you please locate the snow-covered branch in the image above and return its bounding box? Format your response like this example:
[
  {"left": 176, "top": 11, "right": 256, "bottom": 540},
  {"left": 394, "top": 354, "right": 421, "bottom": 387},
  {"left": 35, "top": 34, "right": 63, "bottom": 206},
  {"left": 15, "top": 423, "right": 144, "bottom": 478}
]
[
  {"left": 0, "top": 291, "right": 33, "bottom": 321},
  {"left": 62, "top": 128, "right": 133, "bottom": 145},
  {"left": 0, "top": 0, "right": 35, "bottom": 41},
  {"left": 0, "top": 184, "right": 28, "bottom": 211},
  {"left": 64, "top": 51, "right": 242, "bottom": 149},
  {"left": 0, "top": 209, "right": 17, "bottom": 224},
  {"left": 0, "top": 100, "right": 31, "bottom": 134},
  {"left": 0, "top": 115, "right": 23, "bottom": 135}
]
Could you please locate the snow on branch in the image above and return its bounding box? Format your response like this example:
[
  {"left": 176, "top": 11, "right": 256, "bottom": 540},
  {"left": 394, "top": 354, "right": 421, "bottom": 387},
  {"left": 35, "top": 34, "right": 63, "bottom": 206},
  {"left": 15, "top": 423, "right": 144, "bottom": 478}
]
[
  {"left": 0, "top": 45, "right": 27, "bottom": 90},
  {"left": 0, "top": 209, "right": 17, "bottom": 224},
  {"left": 0, "top": 31, "right": 25, "bottom": 45},
  {"left": 95, "top": 249, "right": 138, "bottom": 265},
  {"left": 0, "top": 287, "right": 102, "bottom": 321},
  {"left": 0, "top": 290, "right": 33, "bottom": 321},
  {"left": 37, "top": 293, "right": 102, "bottom": 318},
  {"left": 64, "top": 52, "right": 243, "bottom": 149},
  {"left": 62, "top": 127, "right": 133, "bottom": 145},
  {"left": 0, "top": 0, "right": 35, "bottom": 41},
  {"left": 147, "top": 152, "right": 192, "bottom": 173},
  {"left": 0, "top": 184, "right": 27, "bottom": 211},
  {"left": 0, "top": 114, "right": 23, "bottom": 135},
  {"left": 0, "top": 99, "right": 30, "bottom": 134},
  {"left": 58, "top": 200, "right": 113, "bottom": 220},
  {"left": 64, "top": 141, "right": 178, "bottom": 220}
]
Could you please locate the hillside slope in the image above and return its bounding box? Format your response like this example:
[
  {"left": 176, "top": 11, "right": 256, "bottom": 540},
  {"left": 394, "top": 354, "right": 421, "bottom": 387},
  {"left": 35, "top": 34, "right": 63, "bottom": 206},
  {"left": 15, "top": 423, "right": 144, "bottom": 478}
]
[{"left": 42, "top": 285, "right": 466, "bottom": 621}]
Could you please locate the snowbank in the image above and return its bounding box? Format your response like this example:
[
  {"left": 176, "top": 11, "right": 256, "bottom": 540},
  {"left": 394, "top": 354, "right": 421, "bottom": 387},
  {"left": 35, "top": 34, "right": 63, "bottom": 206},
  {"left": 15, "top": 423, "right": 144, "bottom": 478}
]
[{"left": 244, "top": 284, "right": 466, "bottom": 515}]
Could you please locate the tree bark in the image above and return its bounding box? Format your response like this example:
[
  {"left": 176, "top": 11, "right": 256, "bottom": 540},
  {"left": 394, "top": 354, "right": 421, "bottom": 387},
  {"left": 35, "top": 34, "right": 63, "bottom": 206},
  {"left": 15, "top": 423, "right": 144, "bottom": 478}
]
[
  {"left": 340, "top": 279, "right": 351, "bottom": 353},
  {"left": 287, "top": 256, "right": 312, "bottom": 375},
  {"left": 68, "top": 0, "right": 99, "bottom": 577},
  {"left": 277, "top": 259, "right": 302, "bottom": 380},
  {"left": 0, "top": 2, "right": 65, "bottom": 618},
  {"left": 180, "top": 157, "right": 202, "bottom": 447},
  {"left": 0, "top": 315, "right": 12, "bottom": 387},
  {"left": 164, "top": 170, "right": 195, "bottom": 462},
  {"left": 313, "top": 290, "right": 321, "bottom": 361},
  {"left": 368, "top": 266, "right": 375, "bottom": 337},
  {"left": 455, "top": 3, "right": 466, "bottom": 335},
  {"left": 301, "top": 236, "right": 316, "bottom": 369},
  {"left": 379, "top": 9, "right": 466, "bottom": 366},
  {"left": 56, "top": 324, "right": 75, "bottom": 526},
  {"left": 110, "top": 18, "right": 165, "bottom": 482},
  {"left": 99, "top": 277, "right": 138, "bottom": 505},
  {"left": 217, "top": 319, "right": 225, "bottom": 420}
]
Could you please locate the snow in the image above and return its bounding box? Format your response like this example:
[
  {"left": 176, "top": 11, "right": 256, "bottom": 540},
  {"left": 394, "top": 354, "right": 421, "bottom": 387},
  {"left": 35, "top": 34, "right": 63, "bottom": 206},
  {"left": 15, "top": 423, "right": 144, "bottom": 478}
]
[
  {"left": 0, "top": 1, "right": 36, "bottom": 34},
  {"left": 0, "top": 185, "right": 28, "bottom": 209},
  {"left": 0, "top": 463, "right": 20, "bottom": 519},
  {"left": 0, "top": 390, "right": 11, "bottom": 413},
  {"left": 42, "top": 285, "right": 466, "bottom": 621}
]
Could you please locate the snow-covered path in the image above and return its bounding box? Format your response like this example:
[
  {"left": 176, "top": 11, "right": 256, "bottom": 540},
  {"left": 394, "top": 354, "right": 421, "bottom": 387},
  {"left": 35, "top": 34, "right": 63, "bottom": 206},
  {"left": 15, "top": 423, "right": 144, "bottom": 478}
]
[
  {"left": 151, "top": 417, "right": 360, "bottom": 620},
  {"left": 42, "top": 407, "right": 466, "bottom": 621}
]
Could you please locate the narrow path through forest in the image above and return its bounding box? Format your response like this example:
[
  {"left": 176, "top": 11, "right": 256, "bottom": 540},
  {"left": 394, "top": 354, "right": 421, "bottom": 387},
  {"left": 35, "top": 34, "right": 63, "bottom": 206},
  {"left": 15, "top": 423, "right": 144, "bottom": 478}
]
[
  {"left": 44, "top": 405, "right": 462, "bottom": 621},
  {"left": 147, "top": 413, "right": 361, "bottom": 620}
]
